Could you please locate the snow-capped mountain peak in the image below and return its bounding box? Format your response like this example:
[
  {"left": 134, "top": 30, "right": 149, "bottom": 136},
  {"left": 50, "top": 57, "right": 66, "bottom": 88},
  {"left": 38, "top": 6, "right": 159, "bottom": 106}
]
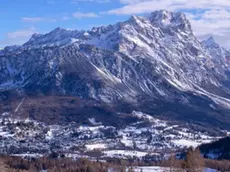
[
  {"left": 201, "top": 36, "right": 230, "bottom": 73},
  {"left": 202, "top": 36, "right": 219, "bottom": 48},
  {"left": 148, "top": 10, "right": 192, "bottom": 33},
  {"left": 22, "top": 27, "right": 86, "bottom": 48},
  {"left": 20, "top": 10, "right": 194, "bottom": 50},
  {"left": 149, "top": 10, "right": 174, "bottom": 25},
  {"left": 28, "top": 33, "right": 43, "bottom": 42}
]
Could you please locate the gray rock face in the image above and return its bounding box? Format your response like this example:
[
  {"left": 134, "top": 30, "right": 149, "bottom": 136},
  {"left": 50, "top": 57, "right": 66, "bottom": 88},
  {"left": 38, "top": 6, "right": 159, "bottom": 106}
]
[{"left": 1, "top": 10, "right": 230, "bottom": 128}]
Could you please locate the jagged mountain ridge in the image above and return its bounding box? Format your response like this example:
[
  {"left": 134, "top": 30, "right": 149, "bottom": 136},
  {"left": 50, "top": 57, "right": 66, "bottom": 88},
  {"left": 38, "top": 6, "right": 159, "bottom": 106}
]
[{"left": 1, "top": 10, "right": 230, "bottom": 129}]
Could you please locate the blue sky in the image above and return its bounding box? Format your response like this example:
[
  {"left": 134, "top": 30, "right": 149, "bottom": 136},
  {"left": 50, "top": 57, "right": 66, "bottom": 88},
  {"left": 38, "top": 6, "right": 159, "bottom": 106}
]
[
  {"left": 0, "top": 0, "right": 128, "bottom": 47},
  {"left": 1, "top": 0, "right": 230, "bottom": 48}
]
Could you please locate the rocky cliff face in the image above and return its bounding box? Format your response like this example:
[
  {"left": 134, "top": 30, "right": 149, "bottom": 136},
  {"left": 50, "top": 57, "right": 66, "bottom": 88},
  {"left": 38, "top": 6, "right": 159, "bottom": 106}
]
[{"left": 1, "top": 10, "right": 230, "bottom": 129}]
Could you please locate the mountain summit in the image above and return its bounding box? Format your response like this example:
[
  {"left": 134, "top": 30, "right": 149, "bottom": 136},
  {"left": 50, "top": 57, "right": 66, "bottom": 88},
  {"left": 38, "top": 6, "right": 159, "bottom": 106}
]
[
  {"left": 202, "top": 36, "right": 218, "bottom": 47},
  {"left": 149, "top": 10, "right": 192, "bottom": 33},
  {"left": 1, "top": 10, "right": 230, "bottom": 129}
]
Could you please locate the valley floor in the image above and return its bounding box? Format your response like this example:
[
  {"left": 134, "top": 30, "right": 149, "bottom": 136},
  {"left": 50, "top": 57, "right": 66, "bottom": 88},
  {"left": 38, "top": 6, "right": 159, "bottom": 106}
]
[{"left": 0, "top": 111, "right": 225, "bottom": 160}]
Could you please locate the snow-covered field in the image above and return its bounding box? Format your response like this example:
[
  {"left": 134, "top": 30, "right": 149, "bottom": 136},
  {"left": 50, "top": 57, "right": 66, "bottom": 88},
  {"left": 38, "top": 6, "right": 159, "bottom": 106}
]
[
  {"left": 172, "top": 139, "right": 202, "bottom": 148},
  {"left": 104, "top": 150, "right": 148, "bottom": 158},
  {"left": 128, "top": 167, "right": 217, "bottom": 172},
  {"left": 86, "top": 143, "right": 107, "bottom": 150},
  {"left": 129, "top": 167, "right": 167, "bottom": 172}
]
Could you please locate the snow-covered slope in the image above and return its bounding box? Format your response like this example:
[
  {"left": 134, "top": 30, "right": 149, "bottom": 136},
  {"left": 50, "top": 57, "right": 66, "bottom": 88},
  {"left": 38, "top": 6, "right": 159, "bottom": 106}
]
[{"left": 1, "top": 10, "right": 230, "bottom": 129}]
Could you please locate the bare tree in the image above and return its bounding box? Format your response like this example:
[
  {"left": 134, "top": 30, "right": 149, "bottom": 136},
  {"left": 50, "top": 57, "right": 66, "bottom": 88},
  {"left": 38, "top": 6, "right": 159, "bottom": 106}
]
[
  {"left": 185, "top": 147, "right": 204, "bottom": 172},
  {"left": 168, "top": 154, "right": 183, "bottom": 172}
]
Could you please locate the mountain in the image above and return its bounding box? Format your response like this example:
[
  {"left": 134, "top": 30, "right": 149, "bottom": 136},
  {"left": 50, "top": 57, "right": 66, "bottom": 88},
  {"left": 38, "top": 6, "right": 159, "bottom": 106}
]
[
  {"left": 202, "top": 36, "right": 230, "bottom": 78},
  {"left": 1, "top": 10, "right": 230, "bottom": 131}
]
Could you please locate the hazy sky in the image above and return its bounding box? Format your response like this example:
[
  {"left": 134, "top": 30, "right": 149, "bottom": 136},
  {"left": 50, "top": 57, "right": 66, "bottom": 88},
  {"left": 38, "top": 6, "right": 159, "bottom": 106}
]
[{"left": 1, "top": 0, "right": 230, "bottom": 49}]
